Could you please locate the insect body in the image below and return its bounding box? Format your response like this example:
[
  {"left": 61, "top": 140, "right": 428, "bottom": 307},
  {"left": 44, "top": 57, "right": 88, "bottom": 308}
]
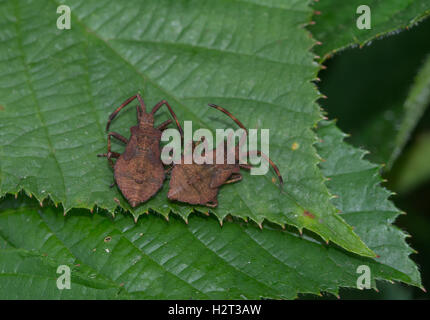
[
  {"left": 167, "top": 149, "right": 241, "bottom": 207},
  {"left": 98, "top": 94, "right": 183, "bottom": 207},
  {"left": 167, "top": 104, "right": 283, "bottom": 207}
]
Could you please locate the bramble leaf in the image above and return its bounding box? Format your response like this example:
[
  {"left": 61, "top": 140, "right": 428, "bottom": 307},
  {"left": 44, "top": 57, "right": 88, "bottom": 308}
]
[
  {"left": 0, "top": 121, "right": 421, "bottom": 299},
  {"left": 0, "top": 0, "right": 374, "bottom": 256},
  {"left": 312, "top": 0, "right": 430, "bottom": 60},
  {"left": 316, "top": 21, "right": 430, "bottom": 166}
]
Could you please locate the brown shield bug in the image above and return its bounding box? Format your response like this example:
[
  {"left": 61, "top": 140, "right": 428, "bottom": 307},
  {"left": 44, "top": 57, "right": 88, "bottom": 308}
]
[
  {"left": 167, "top": 104, "right": 283, "bottom": 207},
  {"left": 98, "top": 94, "right": 183, "bottom": 207}
]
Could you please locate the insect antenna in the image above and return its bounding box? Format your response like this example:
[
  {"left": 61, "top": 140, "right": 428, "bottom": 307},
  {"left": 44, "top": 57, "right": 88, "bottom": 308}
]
[
  {"left": 208, "top": 104, "right": 248, "bottom": 162},
  {"left": 247, "top": 150, "right": 284, "bottom": 188},
  {"left": 106, "top": 94, "right": 138, "bottom": 131},
  {"left": 208, "top": 103, "right": 283, "bottom": 189},
  {"left": 208, "top": 104, "right": 247, "bottom": 132},
  {"left": 136, "top": 94, "right": 147, "bottom": 114},
  {"left": 151, "top": 100, "right": 184, "bottom": 138}
]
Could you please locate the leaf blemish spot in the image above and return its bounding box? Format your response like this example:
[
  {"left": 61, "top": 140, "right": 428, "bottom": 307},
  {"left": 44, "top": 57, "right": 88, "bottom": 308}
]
[
  {"left": 303, "top": 211, "right": 315, "bottom": 219},
  {"left": 291, "top": 142, "right": 299, "bottom": 150},
  {"left": 104, "top": 236, "right": 112, "bottom": 243}
]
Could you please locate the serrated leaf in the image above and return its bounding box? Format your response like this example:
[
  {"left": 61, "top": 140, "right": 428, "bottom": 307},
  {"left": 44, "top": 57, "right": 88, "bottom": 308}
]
[
  {"left": 0, "top": 0, "right": 373, "bottom": 256},
  {"left": 311, "top": 0, "right": 430, "bottom": 60},
  {"left": 0, "top": 121, "right": 421, "bottom": 299},
  {"left": 317, "top": 21, "right": 430, "bottom": 166},
  {"left": 316, "top": 121, "right": 421, "bottom": 288}
]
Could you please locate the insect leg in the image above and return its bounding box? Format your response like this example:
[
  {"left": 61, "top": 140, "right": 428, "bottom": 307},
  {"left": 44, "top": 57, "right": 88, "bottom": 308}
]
[
  {"left": 151, "top": 100, "right": 184, "bottom": 137},
  {"left": 97, "top": 152, "right": 120, "bottom": 158},
  {"left": 107, "top": 132, "right": 128, "bottom": 167},
  {"left": 164, "top": 165, "right": 173, "bottom": 174},
  {"left": 107, "top": 131, "right": 128, "bottom": 144},
  {"left": 97, "top": 132, "right": 128, "bottom": 167},
  {"left": 239, "top": 164, "right": 252, "bottom": 170},
  {"left": 157, "top": 119, "right": 173, "bottom": 131},
  {"left": 106, "top": 95, "right": 138, "bottom": 131},
  {"left": 205, "top": 199, "right": 218, "bottom": 208},
  {"left": 97, "top": 151, "right": 119, "bottom": 168},
  {"left": 223, "top": 173, "right": 242, "bottom": 184}
]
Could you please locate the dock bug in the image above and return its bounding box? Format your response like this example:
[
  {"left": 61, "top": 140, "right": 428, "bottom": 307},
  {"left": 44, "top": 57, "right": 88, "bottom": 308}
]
[
  {"left": 98, "top": 94, "right": 183, "bottom": 207},
  {"left": 167, "top": 104, "right": 283, "bottom": 207}
]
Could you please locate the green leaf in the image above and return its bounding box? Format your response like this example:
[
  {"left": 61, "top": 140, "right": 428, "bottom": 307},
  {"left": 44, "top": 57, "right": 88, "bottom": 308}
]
[
  {"left": 0, "top": 121, "right": 421, "bottom": 299},
  {"left": 317, "top": 19, "right": 430, "bottom": 166},
  {"left": 0, "top": 249, "right": 127, "bottom": 299},
  {"left": 311, "top": 0, "right": 430, "bottom": 60},
  {"left": 0, "top": 0, "right": 373, "bottom": 256},
  {"left": 316, "top": 121, "right": 421, "bottom": 289}
]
